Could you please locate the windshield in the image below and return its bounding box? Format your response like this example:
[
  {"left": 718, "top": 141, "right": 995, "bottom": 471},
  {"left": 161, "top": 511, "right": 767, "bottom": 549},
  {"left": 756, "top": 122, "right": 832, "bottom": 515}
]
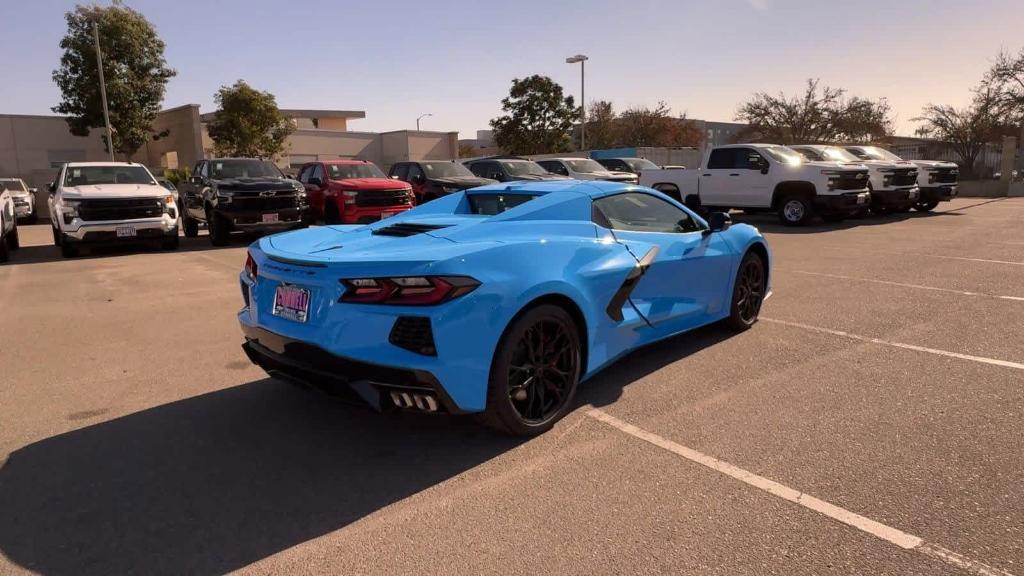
[
  {"left": 848, "top": 146, "right": 902, "bottom": 162},
  {"left": 63, "top": 165, "right": 156, "bottom": 187},
  {"left": 467, "top": 193, "right": 537, "bottom": 215},
  {"left": 421, "top": 162, "right": 474, "bottom": 179},
  {"left": 327, "top": 163, "right": 386, "bottom": 180},
  {"left": 565, "top": 159, "right": 607, "bottom": 173},
  {"left": 626, "top": 158, "right": 659, "bottom": 171},
  {"left": 821, "top": 147, "right": 860, "bottom": 162},
  {"left": 209, "top": 160, "right": 283, "bottom": 179},
  {"left": 502, "top": 161, "right": 549, "bottom": 176},
  {"left": 761, "top": 146, "right": 803, "bottom": 165},
  {"left": 0, "top": 179, "right": 25, "bottom": 191}
]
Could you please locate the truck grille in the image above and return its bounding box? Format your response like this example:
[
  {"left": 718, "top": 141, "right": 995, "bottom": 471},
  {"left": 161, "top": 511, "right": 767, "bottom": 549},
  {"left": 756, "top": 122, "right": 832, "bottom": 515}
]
[
  {"left": 354, "top": 189, "right": 410, "bottom": 208},
  {"left": 229, "top": 191, "right": 298, "bottom": 211},
  {"left": 932, "top": 169, "right": 958, "bottom": 184},
  {"left": 891, "top": 169, "right": 918, "bottom": 187},
  {"left": 834, "top": 171, "right": 869, "bottom": 190},
  {"left": 78, "top": 198, "right": 164, "bottom": 222}
]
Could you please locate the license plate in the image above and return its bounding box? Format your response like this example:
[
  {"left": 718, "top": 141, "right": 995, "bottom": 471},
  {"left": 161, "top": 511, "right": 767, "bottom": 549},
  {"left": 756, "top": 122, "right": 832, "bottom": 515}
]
[
  {"left": 273, "top": 284, "right": 310, "bottom": 323},
  {"left": 262, "top": 213, "right": 279, "bottom": 223},
  {"left": 856, "top": 195, "right": 867, "bottom": 204},
  {"left": 115, "top": 226, "right": 136, "bottom": 238}
]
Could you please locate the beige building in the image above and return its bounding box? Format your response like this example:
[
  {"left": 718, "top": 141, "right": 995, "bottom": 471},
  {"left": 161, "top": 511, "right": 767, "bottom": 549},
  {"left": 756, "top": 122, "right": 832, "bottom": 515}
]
[{"left": 0, "top": 106, "right": 459, "bottom": 214}]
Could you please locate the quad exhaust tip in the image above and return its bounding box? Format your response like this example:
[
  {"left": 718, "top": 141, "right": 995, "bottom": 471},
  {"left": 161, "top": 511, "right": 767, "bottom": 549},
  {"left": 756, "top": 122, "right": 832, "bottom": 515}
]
[{"left": 389, "top": 391, "right": 439, "bottom": 412}]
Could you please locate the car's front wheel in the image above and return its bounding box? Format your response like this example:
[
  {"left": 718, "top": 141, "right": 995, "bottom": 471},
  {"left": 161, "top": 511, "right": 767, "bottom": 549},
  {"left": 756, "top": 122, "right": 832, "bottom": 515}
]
[
  {"left": 777, "top": 195, "right": 813, "bottom": 226},
  {"left": 208, "top": 209, "right": 230, "bottom": 246},
  {"left": 480, "top": 304, "right": 582, "bottom": 436},
  {"left": 182, "top": 212, "right": 199, "bottom": 237},
  {"left": 914, "top": 200, "right": 939, "bottom": 212},
  {"left": 6, "top": 221, "right": 19, "bottom": 250},
  {"left": 726, "top": 251, "right": 766, "bottom": 331}
]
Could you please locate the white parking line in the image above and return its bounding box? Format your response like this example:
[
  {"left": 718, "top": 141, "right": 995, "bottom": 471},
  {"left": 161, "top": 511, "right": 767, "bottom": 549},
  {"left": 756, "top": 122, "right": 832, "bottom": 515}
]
[
  {"left": 900, "top": 253, "right": 1024, "bottom": 267},
  {"left": 587, "top": 409, "right": 1015, "bottom": 576},
  {"left": 762, "top": 318, "right": 1024, "bottom": 371},
  {"left": 790, "top": 270, "right": 1024, "bottom": 302}
]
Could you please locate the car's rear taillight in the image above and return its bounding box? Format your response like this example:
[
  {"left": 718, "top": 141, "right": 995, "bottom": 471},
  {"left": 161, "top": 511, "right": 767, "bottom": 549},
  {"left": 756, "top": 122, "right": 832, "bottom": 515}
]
[
  {"left": 244, "top": 252, "right": 257, "bottom": 281},
  {"left": 340, "top": 276, "right": 479, "bottom": 305}
]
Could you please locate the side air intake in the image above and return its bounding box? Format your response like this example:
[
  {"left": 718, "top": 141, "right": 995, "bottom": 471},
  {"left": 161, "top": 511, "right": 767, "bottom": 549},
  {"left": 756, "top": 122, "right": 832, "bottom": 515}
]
[{"left": 372, "top": 222, "right": 451, "bottom": 237}]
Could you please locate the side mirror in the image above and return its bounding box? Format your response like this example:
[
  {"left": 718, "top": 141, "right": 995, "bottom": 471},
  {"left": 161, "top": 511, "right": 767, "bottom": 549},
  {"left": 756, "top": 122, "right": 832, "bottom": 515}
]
[
  {"left": 413, "top": 174, "right": 426, "bottom": 185},
  {"left": 29, "top": 188, "right": 38, "bottom": 194},
  {"left": 189, "top": 176, "right": 203, "bottom": 185},
  {"left": 390, "top": 175, "right": 401, "bottom": 180},
  {"left": 48, "top": 182, "right": 56, "bottom": 194},
  {"left": 704, "top": 212, "right": 731, "bottom": 235},
  {"left": 307, "top": 176, "right": 323, "bottom": 188},
  {"left": 760, "top": 159, "right": 770, "bottom": 174}
]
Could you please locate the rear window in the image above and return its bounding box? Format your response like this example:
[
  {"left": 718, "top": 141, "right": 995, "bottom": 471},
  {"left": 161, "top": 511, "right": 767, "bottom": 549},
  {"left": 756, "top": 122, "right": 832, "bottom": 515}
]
[{"left": 467, "top": 194, "right": 537, "bottom": 215}]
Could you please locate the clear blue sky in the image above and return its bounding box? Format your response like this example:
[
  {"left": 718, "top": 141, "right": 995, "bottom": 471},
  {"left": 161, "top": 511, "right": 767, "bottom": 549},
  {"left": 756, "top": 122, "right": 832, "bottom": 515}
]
[{"left": 1, "top": 0, "right": 1021, "bottom": 137}]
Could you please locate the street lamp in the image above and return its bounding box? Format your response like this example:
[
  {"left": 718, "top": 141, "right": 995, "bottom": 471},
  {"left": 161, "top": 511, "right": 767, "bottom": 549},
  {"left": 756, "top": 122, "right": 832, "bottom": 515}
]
[
  {"left": 416, "top": 113, "right": 432, "bottom": 131},
  {"left": 93, "top": 21, "right": 115, "bottom": 161},
  {"left": 565, "top": 54, "right": 588, "bottom": 150}
]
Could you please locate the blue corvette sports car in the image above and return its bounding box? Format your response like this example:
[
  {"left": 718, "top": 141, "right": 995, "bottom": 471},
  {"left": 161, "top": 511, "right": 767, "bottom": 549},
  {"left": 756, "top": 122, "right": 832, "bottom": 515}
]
[{"left": 239, "top": 180, "right": 771, "bottom": 435}]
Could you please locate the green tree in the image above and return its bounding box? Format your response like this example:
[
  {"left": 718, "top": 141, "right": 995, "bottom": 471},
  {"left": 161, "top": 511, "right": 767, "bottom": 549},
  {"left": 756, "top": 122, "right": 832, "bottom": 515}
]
[
  {"left": 207, "top": 80, "right": 295, "bottom": 159},
  {"left": 490, "top": 75, "right": 577, "bottom": 155},
  {"left": 617, "top": 101, "right": 704, "bottom": 148},
  {"left": 52, "top": 3, "right": 176, "bottom": 158},
  {"left": 735, "top": 79, "right": 891, "bottom": 144},
  {"left": 585, "top": 100, "right": 619, "bottom": 150},
  {"left": 913, "top": 90, "right": 1004, "bottom": 178},
  {"left": 980, "top": 47, "right": 1024, "bottom": 125}
]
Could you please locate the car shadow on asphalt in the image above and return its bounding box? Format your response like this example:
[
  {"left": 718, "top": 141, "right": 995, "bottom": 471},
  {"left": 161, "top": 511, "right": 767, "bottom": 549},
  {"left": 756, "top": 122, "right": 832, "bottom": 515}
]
[
  {"left": 5, "top": 230, "right": 258, "bottom": 266},
  {"left": 0, "top": 379, "right": 523, "bottom": 576},
  {"left": 729, "top": 209, "right": 960, "bottom": 234}
]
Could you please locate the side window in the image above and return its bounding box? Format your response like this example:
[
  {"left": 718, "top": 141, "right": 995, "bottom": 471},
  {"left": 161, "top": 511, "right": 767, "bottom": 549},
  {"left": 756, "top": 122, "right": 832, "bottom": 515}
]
[
  {"left": 407, "top": 164, "right": 424, "bottom": 182},
  {"left": 540, "top": 161, "right": 568, "bottom": 176},
  {"left": 193, "top": 161, "right": 208, "bottom": 178},
  {"left": 297, "top": 165, "right": 311, "bottom": 183},
  {"left": 706, "top": 149, "right": 735, "bottom": 169},
  {"left": 593, "top": 193, "right": 703, "bottom": 234},
  {"left": 607, "top": 159, "right": 628, "bottom": 171},
  {"left": 310, "top": 164, "right": 324, "bottom": 183},
  {"left": 391, "top": 163, "right": 410, "bottom": 181},
  {"left": 472, "top": 161, "right": 501, "bottom": 180},
  {"left": 734, "top": 148, "right": 764, "bottom": 170}
]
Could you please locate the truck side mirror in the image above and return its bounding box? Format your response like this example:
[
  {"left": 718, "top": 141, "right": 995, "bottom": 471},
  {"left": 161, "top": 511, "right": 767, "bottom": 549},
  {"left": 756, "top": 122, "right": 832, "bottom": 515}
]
[
  {"left": 189, "top": 176, "right": 203, "bottom": 185},
  {"left": 47, "top": 182, "right": 56, "bottom": 194},
  {"left": 307, "top": 176, "right": 323, "bottom": 188},
  {"left": 704, "top": 212, "right": 732, "bottom": 235}
]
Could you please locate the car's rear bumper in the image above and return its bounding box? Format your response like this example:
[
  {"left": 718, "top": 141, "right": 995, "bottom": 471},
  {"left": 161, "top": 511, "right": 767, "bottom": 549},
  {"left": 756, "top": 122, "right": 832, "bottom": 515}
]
[
  {"left": 240, "top": 323, "right": 466, "bottom": 414},
  {"left": 61, "top": 216, "right": 178, "bottom": 242},
  {"left": 920, "top": 185, "right": 958, "bottom": 202}
]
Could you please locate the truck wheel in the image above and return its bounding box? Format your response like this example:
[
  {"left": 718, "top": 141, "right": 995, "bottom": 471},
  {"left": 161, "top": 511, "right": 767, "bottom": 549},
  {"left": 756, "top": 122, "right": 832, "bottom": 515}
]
[
  {"left": 324, "top": 203, "right": 341, "bottom": 225},
  {"left": 208, "top": 209, "right": 230, "bottom": 246},
  {"left": 6, "top": 221, "right": 19, "bottom": 250},
  {"left": 914, "top": 200, "right": 939, "bottom": 212},
  {"left": 0, "top": 232, "right": 8, "bottom": 263},
  {"left": 52, "top": 225, "right": 62, "bottom": 245},
  {"left": 182, "top": 213, "right": 199, "bottom": 237},
  {"left": 60, "top": 236, "right": 78, "bottom": 258},
  {"left": 777, "top": 195, "right": 814, "bottom": 226},
  {"left": 870, "top": 204, "right": 890, "bottom": 215},
  {"left": 162, "top": 233, "right": 180, "bottom": 250}
]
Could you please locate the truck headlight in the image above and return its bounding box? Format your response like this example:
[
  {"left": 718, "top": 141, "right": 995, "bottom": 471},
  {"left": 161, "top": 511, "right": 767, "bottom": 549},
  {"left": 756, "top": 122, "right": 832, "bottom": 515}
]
[
  {"left": 342, "top": 190, "right": 358, "bottom": 205},
  {"left": 216, "top": 190, "right": 234, "bottom": 204},
  {"left": 61, "top": 200, "right": 81, "bottom": 224}
]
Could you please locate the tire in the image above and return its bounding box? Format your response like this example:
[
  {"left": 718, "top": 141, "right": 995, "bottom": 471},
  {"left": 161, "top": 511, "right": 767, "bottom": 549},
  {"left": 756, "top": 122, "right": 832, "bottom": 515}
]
[
  {"left": 182, "top": 213, "right": 199, "bottom": 237},
  {"left": 52, "top": 225, "right": 62, "bottom": 245},
  {"left": 324, "top": 202, "right": 341, "bottom": 225},
  {"left": 914, "top": 200, "right": 939, "bottom": 212},
  {"left": 777, "top": 195, "right": 814, "bottom": 226},
  {"left": 726, "top": 251, "right": 766, "bottom": 331},
  {"left": 0, "top": 231, "right": 8, "bottom": 263},
  {"left": 6, "top": 221, "right": 19, "bottom": 250},
  {"left": 653, "top": 184, "right": 682, "bottom": 203},
  {"left": 60, "top": 235, "right": 78, "bottom": 258},
  {"left": 478, "top": 304, "right": 582, "bottom": 436},
  {"left": 208, "top": 209, "right": 230, "bottom": 246},
  {"left": 162, "top": 233, "right": 180, "bottom": 250},
  {"left": 870, "top": 204, "right": 890, "bottom": 215}
]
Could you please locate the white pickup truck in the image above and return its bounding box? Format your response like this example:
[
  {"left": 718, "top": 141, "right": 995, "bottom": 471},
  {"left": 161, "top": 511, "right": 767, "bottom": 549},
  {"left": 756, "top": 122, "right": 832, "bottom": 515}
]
[
  {"left": 48, "top": 162, "right": 180, "bottom": 257},
  {"left": 639, "top": 144, "right": 871, "bottom": 225},
  {"left": 843, "top": 145, "right": 956, "bottom": 212}
]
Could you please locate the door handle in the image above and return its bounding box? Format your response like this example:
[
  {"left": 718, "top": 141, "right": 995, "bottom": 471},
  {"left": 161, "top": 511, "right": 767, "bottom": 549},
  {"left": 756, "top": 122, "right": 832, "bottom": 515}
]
[
  {"left": 702, "top": 173, "right": 712, "bottom": 177},
  {"left": 729, "top": 173, "right": 740, "bottom": 176}
]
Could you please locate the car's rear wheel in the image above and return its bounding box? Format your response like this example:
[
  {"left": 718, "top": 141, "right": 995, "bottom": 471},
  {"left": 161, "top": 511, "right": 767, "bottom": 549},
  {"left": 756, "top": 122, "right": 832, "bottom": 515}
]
[
  {"left": 480, "top": 304, "right": 582, "bottom": 436},
  {"left": 914, "top": 200, "right": 939, "bottom": 212},
  {"left": 324, "top": 202, "right": 341, "bottom": 225},
  {"left": 182, "top": 212, "right": 199, "bottom": 237},
  {"left": 726, "top": 251, "right": 766, "bottom": 331},
  {"left": 6, "top": 221, "right": 19, "bottom": 250},
  {"left": 0, "top": 231, "right": 8, "bottom": 263}
]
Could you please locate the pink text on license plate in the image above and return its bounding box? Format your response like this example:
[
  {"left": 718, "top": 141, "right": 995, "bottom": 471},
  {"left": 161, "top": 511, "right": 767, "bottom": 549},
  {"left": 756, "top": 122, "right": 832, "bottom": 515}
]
[{"left": 273, "top": 285, "right": 310, "bottom": 322}]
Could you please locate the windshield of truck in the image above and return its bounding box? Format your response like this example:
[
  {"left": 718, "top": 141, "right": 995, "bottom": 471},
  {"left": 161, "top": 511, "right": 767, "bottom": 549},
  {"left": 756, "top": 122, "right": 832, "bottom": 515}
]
[
  {"left": 502, "top": 161, "right": 550, "bottom": 176},
  {"left": 0, "top": 179, "right": 25, "bottom": 191},
  {"left": 625, "top": 158, "right": 660, "bottom": 171},
  {"left": 816, "top": 147, "right": 861, "bottom": 162},
  {"left": 761, "top": 146, "right": 803, "bottom": 165},
  {"left": 63, "top": 165, "right": 156, "bottom": 187},
  {"left": 849, "top": 146, "right": 903, "bottom": 162},
  {"left": 421, "top": 162, "right": 474, "bottom": 179},
  {"left": 565, "top": 159, "right": 608, "bottom": 173},
  {"left": 327, "top": 163, "right": 386, "bottom": 179},
  {"left": 209, "top": 160, "right": 283, "bottom": 179}
]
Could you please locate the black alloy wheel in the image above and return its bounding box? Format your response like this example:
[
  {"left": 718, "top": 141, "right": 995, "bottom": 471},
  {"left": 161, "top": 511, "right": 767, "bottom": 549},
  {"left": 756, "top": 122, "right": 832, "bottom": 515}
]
[
  {"left": 727, "top": 252, "right": 765, "bottom": 330},
  {"left": 481, "top": 304, "right": 581, "bottom": 436}
]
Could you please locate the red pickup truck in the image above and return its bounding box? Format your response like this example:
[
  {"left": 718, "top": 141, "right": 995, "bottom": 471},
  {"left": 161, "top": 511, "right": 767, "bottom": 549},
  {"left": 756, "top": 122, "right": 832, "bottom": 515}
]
[{"left": 297, "top": 160, "right": 414, "bottom": 224}]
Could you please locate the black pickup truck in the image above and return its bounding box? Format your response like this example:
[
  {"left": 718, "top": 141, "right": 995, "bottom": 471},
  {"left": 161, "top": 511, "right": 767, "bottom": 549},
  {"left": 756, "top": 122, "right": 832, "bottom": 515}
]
[{"left": 180, "top": 158, "right": 310, "bottom": 245}]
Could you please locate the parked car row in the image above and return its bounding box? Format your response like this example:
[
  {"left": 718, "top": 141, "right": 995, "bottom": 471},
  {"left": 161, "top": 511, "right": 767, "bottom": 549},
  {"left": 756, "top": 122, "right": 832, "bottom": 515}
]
[{"left": 638, "top": 143, "right": 958, "bottom": 226}]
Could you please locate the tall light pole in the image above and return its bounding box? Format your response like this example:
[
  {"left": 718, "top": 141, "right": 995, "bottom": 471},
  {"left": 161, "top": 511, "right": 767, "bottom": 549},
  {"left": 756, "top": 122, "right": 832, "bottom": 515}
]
[
  {"left": 565, "top": 54, "right": 588, "bottom": 150},
  {"left": 416, "top": 113, "right": 432, "bottom": 131},
  {"left": 93, "top": 21, "right": 115, "bottom": 161}
]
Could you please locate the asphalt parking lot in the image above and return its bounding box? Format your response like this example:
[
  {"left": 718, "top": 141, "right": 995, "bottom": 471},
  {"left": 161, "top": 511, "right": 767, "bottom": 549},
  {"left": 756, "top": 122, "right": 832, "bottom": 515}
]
[{"left": 1, "top": 197, "right": 1022, "bottom": 575}]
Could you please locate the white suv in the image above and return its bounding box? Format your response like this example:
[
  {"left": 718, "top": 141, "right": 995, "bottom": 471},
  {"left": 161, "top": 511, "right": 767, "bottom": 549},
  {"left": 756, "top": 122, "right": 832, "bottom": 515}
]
[
  {"left": 0, "top": 183, "right": 20, "bottom": 263},
  {"left": 0, "top": 178, "right": 37, "bottom": 222},
  {"left": 48, "top": 162, "right": 180, "bottom": 258}
]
